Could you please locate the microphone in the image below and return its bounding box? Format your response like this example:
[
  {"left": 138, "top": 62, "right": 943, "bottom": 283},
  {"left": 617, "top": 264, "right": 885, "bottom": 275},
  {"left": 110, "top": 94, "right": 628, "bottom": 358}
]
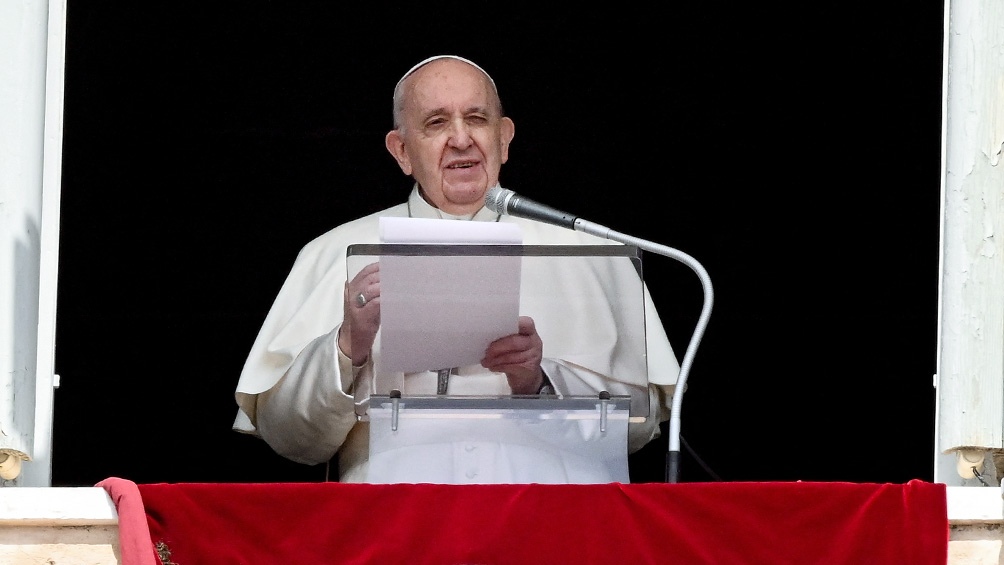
[
  {"left": 484, "top": 185, "right": 578, "bottom": 230},
  {"left": 484, "top": 183, "right": 716, "bottom": 484}
]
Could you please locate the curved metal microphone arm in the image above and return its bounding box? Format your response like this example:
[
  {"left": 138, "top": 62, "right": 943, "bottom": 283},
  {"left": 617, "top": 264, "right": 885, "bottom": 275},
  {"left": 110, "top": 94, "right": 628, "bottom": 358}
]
[{"left": 574, "top": 218, "right": 714, "bottom": 484}]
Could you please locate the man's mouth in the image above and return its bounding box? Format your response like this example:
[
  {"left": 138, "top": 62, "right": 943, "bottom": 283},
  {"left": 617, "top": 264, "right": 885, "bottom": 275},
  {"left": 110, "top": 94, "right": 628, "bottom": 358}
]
[{"left": 446, "top": 160, "right": 477, "bottom": 170}]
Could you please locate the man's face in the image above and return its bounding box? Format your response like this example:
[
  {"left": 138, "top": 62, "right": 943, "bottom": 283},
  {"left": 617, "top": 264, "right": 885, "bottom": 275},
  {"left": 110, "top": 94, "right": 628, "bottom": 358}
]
[{"left": 386, "top": 59, "right": 514, "bottom": 215}]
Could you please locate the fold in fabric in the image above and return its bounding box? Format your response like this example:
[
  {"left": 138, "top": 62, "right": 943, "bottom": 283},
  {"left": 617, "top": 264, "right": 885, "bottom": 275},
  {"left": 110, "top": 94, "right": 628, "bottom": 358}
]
[{"left": 96, "top": 476, "right": 158, "bottom": 565}]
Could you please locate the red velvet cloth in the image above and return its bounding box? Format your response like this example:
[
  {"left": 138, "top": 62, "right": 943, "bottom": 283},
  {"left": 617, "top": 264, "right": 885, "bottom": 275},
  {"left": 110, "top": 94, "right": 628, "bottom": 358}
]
[
  {"left": 127, "top": 480, "right": 947, "bottom": 565},
  {"left": 96, "top": 477, "right": 158, "bottom": 565}
]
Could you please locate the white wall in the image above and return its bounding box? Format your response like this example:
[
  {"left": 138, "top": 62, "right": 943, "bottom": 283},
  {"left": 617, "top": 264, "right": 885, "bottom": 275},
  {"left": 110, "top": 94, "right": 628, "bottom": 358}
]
[
  {"left": 0, "top": 0, "right": 66, "bottom": 487},
  {"left": 935, "top": 0, "right": 1004, "bottom": 485}
]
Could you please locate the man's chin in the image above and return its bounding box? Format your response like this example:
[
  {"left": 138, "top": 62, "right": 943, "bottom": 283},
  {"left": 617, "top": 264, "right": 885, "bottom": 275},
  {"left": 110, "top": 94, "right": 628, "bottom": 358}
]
[{"left": 443, "top": 182, "right": 489, "bottom": 204}]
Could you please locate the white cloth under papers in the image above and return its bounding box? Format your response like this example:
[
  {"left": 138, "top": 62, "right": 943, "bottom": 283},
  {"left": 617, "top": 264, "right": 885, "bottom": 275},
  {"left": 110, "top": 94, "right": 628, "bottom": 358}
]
[{"left": 365, "top": 397, "right": 633, "bottom": 483}]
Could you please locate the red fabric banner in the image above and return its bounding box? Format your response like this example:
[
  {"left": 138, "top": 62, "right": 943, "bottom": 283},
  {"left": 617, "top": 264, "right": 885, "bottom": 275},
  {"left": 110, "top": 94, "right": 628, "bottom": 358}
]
[{"left": 127, "top": 480, "right": 947, "bottom": 565}]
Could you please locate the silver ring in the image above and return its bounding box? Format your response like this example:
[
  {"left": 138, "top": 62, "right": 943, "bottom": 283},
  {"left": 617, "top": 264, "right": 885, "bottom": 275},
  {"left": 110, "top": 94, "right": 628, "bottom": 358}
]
[{"left": 355, "top": 292, "right": 367, "bottom": 308}]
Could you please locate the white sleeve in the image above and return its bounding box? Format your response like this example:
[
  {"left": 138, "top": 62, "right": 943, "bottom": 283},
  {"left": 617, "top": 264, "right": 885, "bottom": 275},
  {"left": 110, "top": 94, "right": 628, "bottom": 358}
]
[{"left": 254, "top": 326, "right": 364, "bottom": 466}]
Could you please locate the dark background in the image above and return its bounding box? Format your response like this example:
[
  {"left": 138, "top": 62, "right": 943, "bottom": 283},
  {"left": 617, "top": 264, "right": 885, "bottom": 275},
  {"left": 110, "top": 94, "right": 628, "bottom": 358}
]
[{"left": 52, "top": 3, "right": 946, "bottom": 486}]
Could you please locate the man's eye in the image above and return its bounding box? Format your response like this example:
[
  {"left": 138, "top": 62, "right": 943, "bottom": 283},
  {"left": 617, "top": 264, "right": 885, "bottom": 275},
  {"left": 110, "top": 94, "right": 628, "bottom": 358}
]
[{"left": 467, "top": 115, "right": 489, "bottom": 124}]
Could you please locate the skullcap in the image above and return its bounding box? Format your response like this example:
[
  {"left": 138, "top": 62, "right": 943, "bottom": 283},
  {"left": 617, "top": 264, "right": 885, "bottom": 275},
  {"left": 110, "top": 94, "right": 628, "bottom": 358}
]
[{"left": 393, "top": 55, "right": 497, "bottom": 97}]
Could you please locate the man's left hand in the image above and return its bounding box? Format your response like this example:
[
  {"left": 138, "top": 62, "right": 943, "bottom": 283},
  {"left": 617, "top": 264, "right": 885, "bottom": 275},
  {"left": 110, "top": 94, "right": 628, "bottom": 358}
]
[{"left": 482, "top": 316, "right": 545, "bottom": 394}]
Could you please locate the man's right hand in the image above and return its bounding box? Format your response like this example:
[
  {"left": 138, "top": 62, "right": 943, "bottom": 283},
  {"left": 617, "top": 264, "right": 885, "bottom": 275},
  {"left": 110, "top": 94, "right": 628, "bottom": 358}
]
[{"left": 339, "top": 262, "right": 381, "bottom": 365}]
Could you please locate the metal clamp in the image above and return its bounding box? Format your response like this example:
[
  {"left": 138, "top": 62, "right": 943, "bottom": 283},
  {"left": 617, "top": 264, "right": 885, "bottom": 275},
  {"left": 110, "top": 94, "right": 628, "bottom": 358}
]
[
  {"left": 390, "top": 389, "right": 401, "bottom": 431},
  {"left": 599, "top": 390, "right": 611, "bottom": 433}
]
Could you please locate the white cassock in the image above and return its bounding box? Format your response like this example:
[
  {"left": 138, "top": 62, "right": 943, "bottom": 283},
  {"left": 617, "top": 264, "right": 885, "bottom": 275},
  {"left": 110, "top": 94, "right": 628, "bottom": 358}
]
[{"left": 233, "top": 186, "right": 681, "bottom": 483}]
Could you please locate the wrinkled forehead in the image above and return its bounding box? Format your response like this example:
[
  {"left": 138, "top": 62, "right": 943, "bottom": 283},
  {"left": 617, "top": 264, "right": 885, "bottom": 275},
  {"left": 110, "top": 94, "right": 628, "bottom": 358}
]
[{"left": 394, "top": 55, "right": 496, "bottom": 97}]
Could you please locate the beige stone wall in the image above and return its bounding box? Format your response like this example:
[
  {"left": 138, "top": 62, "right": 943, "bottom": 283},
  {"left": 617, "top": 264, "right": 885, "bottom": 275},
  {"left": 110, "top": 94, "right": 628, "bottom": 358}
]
[
  {"left": 0, "top": 487, "right": 120, "bottom": 564},
  {"left": 0, "top": 524, "right": 119, "bottom": 564}
]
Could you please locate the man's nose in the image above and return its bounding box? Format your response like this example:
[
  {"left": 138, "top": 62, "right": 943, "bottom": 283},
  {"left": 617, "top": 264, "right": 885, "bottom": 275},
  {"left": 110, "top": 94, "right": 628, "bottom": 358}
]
[{"left": 447, "top": 120, "right": 473, "bottom": 148}]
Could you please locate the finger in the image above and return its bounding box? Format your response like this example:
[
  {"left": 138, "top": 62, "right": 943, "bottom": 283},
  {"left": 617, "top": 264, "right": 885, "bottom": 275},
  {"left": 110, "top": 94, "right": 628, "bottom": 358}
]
[
  {"left": 355, "top": 261, "right": 380, "bottom": 279},
  {"left": 350, "top": 263, "right": 381, "bottom": 293},
  {"left": 517, "top": 316, "right": 536, "bottom": 335},
  {"left": 483, "top": 345, "right": 537, "bottom": 368}
]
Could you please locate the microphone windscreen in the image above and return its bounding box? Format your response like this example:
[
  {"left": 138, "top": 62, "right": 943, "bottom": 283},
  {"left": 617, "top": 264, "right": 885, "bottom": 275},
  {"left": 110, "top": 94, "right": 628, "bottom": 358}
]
[{"left": 484, "top": 184, "right": 511, "bottom": 214}]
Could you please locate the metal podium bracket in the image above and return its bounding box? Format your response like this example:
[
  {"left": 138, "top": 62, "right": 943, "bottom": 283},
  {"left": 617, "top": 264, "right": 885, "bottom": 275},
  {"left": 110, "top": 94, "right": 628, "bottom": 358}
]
[
  {"left": 390, "top": 389, "right": 401, "bottom": 431},
  {"left": 599, "top": 391, "right": 610, "bottom": 433},
  {"left": 380, "top": 390, "right": 623, "bottom": 433}
]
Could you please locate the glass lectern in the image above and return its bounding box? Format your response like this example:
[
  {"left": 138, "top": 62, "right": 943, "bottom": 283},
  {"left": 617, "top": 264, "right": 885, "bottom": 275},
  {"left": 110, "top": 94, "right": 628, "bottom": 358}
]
[{"left": 347, "top": 243, "right": 650, "bottom": 484}]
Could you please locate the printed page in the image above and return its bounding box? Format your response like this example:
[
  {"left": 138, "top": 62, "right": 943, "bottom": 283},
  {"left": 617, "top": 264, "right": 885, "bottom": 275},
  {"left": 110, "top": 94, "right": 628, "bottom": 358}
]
[{"left": 377, "top": 217, "right": 523, "bottom": 373}]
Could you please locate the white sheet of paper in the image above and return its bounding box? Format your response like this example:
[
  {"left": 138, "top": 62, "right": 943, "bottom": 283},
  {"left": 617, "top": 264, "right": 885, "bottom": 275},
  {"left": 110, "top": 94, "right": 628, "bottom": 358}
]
[{"left": 377, "top": 217, "right": 523, "bottom": 373}]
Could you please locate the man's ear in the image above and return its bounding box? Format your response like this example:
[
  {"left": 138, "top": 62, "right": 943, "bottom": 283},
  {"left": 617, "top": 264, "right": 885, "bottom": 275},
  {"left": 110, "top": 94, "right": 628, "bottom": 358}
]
[
  {"left": 385, "top": 130, "right": 412, "bottom": 175},
  {"left": 500, "top": 117, "right": 515, "bottom": 164}
]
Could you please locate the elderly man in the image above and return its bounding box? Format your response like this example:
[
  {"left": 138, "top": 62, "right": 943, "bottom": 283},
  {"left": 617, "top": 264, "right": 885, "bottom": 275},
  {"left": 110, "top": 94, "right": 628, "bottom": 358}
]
[{"left": 233, "top": 55, "right": 680, "bottom": 483}]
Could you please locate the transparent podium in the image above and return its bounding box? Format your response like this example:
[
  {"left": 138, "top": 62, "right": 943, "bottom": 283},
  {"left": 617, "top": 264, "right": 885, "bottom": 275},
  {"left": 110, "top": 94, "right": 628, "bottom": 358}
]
[{"left": 347, "top": 243, "right": 651, "bottom": 484}]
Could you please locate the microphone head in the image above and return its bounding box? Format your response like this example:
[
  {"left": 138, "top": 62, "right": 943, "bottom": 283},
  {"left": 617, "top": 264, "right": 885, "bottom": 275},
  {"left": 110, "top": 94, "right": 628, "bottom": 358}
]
[{"left": 484, "top": 184, "right": 512, "bottom": 215}]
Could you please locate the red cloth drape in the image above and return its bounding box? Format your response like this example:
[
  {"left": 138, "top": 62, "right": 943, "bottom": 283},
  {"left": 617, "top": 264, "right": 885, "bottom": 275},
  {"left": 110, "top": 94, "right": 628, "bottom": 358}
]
[
  {"left": 118, "top": 480, "right": 947, "bottom": 565},
  {"left": 96, "top": 477, "right": 158, "bottom": 565}
]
